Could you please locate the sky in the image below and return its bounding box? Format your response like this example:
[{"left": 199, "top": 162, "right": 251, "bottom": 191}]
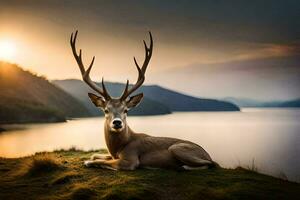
[{"left": 0, "top": 0, "right": 299, "bottom": 101}]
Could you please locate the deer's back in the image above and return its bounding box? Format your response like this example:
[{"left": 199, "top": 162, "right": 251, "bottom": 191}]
[{"left": 126, "top": 134, "right": 184, "bottom": 169}]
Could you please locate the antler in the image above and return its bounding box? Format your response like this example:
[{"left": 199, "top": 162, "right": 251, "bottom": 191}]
[
  {"left": 120, "top": 32, "right": 153, "bottom": 100},
  {"left": 70, "top": 31, "right": 111, "bottom": 100}
]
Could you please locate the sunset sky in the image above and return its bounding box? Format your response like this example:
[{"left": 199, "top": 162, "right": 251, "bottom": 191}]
[{"left": 0, "top": 0, "right": 299, "bottom": 101}]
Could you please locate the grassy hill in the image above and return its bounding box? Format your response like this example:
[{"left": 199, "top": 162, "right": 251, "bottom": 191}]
[
  {"left": 53, "top": 79, "right": 240, "bottom": 115},
  {"left": 0, "top": 62, "right": 90, "bottom": 123},
  {"left": 0, "top": 149, "right": 299, "bottom": 200}
]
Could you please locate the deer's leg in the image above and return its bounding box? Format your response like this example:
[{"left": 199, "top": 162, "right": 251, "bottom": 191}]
[
  {"left": 84, "top": 159, "right": 117, "bottom": 170},
  {"left": 169, "top": 143, "right": 215, "bottom": 168},
  {"left": 84, "top": 156, "right": 139, "bottom": 170},
  {"left": 90, "top": 154, "right": 112, "bottom": 161}
]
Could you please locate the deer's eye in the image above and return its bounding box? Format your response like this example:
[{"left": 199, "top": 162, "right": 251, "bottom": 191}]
[
  {"left": 124, "top": 109, "right": 128, "bottom": 114},
  {"left": 104, "top": 109, "right": 109, "bottom": 114}
]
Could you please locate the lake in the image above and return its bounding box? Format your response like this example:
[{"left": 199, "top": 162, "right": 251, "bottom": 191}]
[{"left": 0, "top": 108, "right": 299, "bottom": 182}]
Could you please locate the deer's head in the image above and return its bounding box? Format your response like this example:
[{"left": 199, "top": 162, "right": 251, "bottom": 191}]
[{"left": 70, "top": 31, "right": 153, "bottom": 132}]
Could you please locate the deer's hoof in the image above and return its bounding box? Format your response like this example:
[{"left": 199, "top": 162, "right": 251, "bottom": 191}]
[{"left": 84, "top": 160, "right": 93, "bottom": 167}]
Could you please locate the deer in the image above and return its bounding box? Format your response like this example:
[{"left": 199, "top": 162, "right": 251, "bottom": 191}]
[{"left": 70, "top": 30, "right": 217, "bottom": 170}]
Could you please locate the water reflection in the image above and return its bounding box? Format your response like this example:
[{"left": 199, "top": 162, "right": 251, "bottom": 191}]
[{"left": 0, "top": 108, "right": 299, "bottom": 182}]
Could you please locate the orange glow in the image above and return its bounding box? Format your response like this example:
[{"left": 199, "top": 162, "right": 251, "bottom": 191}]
[{"left": 0, "top": 39, "right": 16, "bottom": 61}]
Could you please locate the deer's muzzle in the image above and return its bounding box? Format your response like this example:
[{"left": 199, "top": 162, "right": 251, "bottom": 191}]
[{"left": 111, "top": 118, "right": 123, "bottom": 131}]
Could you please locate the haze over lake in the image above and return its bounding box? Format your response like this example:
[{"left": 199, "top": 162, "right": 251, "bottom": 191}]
[{"left": 1, "top": 108, "right": 299, "bottom": 182}]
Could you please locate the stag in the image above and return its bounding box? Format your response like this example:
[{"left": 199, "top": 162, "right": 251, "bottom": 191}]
[{"left": 70, "top": 31, "right": 217, "bottom": 170}]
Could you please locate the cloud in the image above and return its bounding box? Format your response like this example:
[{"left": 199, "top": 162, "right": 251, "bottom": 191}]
[
  {"left": 151, "top": 55, "right": 300, "bottom": 101},
  {"left": 228, "top": 42, "right": 300, "bottom": 63},
  {"left": 0, "top": 0, "right": 299, "bottom": 100}
]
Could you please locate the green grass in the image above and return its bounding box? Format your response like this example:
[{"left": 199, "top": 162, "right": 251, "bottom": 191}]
[{"left": 0, "top": 150, "right": 299, "bottom": 200}]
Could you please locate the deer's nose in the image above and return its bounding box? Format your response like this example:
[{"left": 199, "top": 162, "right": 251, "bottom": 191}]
[{"left": 112, "top": 119, "right": 123, "bottom": 129}]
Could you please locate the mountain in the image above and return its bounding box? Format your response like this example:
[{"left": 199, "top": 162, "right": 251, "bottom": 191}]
[
  {"left": 262, "top": 99, "right": 300, "bottom": 107},
  {"left": 277, "top": 99, "right": 300, "bottom": 107},
  {"left": 223, "top": 97, "right": 300, "bottom": 108},
  {"left": 140, "top": 85, "right": 240, "bottom": 112},
  {"left": 52, "top": 80, "right": 171, "bottom": 116},
  {"left": 0, "top": 62, "right": 90, "bottom": 124},
  {"left": 53, "top": 79, "right": 240, "bottom": 114},
  {"left": 222, "top": 97, "right": 265, "bottom": 107}
]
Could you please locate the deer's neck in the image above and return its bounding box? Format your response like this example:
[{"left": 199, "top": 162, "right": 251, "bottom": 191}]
[{"left": 104, "top": 121, "right": 132, "bottom": 159}]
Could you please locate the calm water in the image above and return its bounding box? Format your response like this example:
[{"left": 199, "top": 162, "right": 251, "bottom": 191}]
[{"left": 0, "top": 108, "right": 299, "bottom": 182}]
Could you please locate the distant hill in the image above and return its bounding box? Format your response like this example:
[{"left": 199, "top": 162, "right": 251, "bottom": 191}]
[
  {"left": 140, "top": 85, "right": 240, "bottom": 112},
  {"left": 0, "top": 62, "right": 90, "bottom": 124},
  {"left": 277, "top": 99, "right": 300, "bottom": 107},
  {"left": 53, "top": 79, "right": 240, "bottom": 114},
  {"left": 262, "top": 99, "right": 300, "bottom": 108},
  {"left": 52, "top": 80, "right": 171, "bottom": 116},
  {"left": 222, "top": 97, "right": 264, "bottom": 107},
  {"left": 223, "top": 97, "right": 300, "bottom": 108}
]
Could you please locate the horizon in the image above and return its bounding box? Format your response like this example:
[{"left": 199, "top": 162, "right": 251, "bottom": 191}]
[
  {"left": 1, "top": 60, "right": 299, "bottom": 103},
  {"left": 0, "top": 0, "right": 299, "bottom": 101}
]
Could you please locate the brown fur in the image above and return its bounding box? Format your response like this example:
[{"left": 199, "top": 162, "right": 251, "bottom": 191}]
[
  {"left": 70, "top": 30, "right": 216, "bottom": 170},
  {"left": 85, "top": 117, "right": 215, "bottom": 170}
]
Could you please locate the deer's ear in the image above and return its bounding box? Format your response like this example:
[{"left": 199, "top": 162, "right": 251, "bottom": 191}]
[
  {"left": 88, "top": 93, "right": 106, "bottom": 108},
  {"left": 126, "top": 93, "right": 143, "bottom": 109}
]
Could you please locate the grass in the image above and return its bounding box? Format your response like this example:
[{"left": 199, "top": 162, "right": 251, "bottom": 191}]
[
  {"left": 0, "top": 149, "right": 300, "bottom": 200},
  {"left": 20, "top": 153, "right": 64, "bottom": 177}
]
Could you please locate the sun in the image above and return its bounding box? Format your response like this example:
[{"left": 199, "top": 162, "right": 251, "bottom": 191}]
[{"left": 0, "top": 39, "right": 16, "bottom": 61}]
